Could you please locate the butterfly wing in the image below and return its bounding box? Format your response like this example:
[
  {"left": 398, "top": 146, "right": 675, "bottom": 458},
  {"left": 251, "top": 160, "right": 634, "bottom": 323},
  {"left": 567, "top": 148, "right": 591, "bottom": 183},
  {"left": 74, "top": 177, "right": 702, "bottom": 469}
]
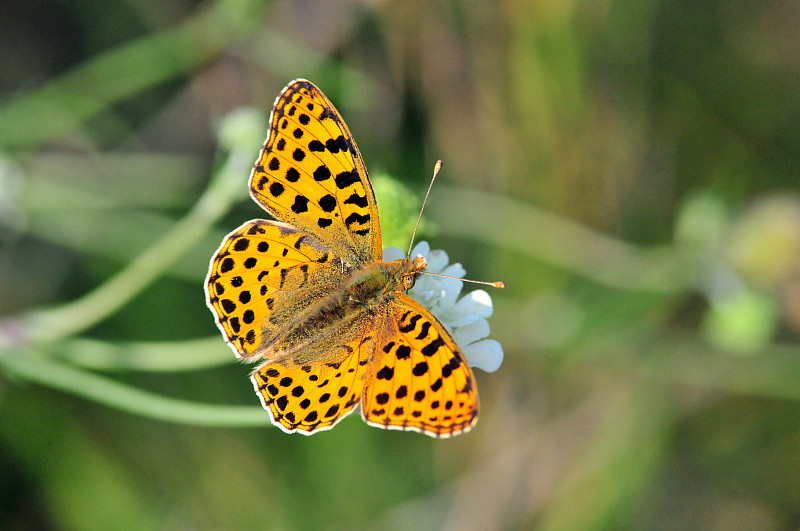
[
  {"left": 250, "top": 315, "right": 379, "bottom": 434},
  {"left": 361, "top": 293, "right": 479, "bottom": 438},
  {"left": 205, "top": 219, "right": 341, "bottom": 360},
  {"left": 249, "top": 79, "right": 382, "bottom": 268}
]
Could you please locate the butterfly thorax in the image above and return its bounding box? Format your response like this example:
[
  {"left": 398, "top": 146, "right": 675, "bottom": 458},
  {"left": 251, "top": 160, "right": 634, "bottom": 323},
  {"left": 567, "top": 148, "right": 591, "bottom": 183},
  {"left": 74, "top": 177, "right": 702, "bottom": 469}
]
[{"left": 345, "top": 255, "right": 427, "bottom": 301}]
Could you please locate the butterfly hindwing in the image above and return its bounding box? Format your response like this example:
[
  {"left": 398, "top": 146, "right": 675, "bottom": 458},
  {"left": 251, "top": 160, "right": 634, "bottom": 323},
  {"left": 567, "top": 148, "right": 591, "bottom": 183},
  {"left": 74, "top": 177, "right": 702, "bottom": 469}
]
[
  {"left": 249, "top": 79, "right": 382, "bottom": 268},
  {"left": 361, "top": 293, "right": 479, "bottom": 438},
  {"left": 251, "top": 319, "right": 378, "bottom": 434}
]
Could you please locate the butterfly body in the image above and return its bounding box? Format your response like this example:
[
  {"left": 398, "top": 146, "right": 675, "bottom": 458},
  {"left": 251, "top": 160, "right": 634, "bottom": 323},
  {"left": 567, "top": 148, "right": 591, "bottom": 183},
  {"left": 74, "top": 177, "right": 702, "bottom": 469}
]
[{"left": 206, "top": 80, "right": 479, "bottom": 437}]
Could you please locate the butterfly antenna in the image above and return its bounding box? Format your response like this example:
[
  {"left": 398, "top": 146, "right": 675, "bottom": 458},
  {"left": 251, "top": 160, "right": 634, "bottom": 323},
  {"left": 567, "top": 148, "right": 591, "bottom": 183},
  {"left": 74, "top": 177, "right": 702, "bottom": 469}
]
[
  {"left": 407, "top": 160, "right": 443, "bottom": 259},
  {"left": 407, "top": 160, "right": 505, "bottom": 289},
  {"left": 421, "top": 270, "right": 505, "bottom": 289}
]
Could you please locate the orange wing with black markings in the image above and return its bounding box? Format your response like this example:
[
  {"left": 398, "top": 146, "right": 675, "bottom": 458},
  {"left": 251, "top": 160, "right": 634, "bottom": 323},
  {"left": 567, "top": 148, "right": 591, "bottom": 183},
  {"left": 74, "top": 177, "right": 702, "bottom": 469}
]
[
  {"left": 361, "top": 294, "right": 479, "bottom": 437},
  {"left": 250, "top": 326, "right": 376, "bottom": 434},
  {"left": 205, "top": 219, "right": 339, "bottom": 360},
  {"left": 249, "top": 79, "right": 381, "bottom": 267}
]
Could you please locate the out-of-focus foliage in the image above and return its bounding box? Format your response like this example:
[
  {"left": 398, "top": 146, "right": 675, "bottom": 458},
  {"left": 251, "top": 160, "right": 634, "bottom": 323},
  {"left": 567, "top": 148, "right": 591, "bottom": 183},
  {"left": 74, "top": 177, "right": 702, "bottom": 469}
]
[{"left": 1, "top": 0, "right": 799, "bottom": 529}]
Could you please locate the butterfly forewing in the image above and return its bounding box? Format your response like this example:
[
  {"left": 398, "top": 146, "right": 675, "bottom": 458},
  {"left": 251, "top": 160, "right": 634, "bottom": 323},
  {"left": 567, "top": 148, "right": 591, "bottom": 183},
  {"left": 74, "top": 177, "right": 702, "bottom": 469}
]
[
  {"left": 249, "top": 80, "right": 382, "bottom": 268},
  {"left": 361, "top": 294, "right": 479, "bottom": 437},
  {"left": 205, "top": 219, "right": 338, "bottom": 359}
]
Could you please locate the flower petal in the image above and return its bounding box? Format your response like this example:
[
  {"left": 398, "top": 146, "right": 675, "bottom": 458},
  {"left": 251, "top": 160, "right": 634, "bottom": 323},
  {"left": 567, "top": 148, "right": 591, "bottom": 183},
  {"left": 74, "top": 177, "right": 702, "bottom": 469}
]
[
  {"left": 455, "top": 289, "right": 493, "bottom": 318},
  {"left": 442, "top": 263, "right": 466, "bottom": 279},
  {"left": 464, "top": 340, "right": 504, "bottom": 372},
  {"left": 410, "top": 241, "right": 430, "bottom": 260},
  {"left": 431, "top": 277, "right": 464, "bottom": 311},
  {"left": 425, "top": 249, "right": 450, "bottom": 272},
  {"left": 453, "top": 318, "right": 490, "bottom": 346},
  {"left": 383, "top": 246, "right": 405, "bottom": 262}
]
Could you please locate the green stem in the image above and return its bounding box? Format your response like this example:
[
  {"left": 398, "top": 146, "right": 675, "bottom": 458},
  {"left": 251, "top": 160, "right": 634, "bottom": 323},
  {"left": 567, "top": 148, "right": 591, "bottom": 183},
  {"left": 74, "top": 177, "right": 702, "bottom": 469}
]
[
  {"left": 1, "top": 349, "right": 268, "bottom": 427},
  {"left": 51, "top": 336, "right": 232, "bottom": 372},
  {"left": 6, "top": 150, "right": 246, "bottom": 346}
]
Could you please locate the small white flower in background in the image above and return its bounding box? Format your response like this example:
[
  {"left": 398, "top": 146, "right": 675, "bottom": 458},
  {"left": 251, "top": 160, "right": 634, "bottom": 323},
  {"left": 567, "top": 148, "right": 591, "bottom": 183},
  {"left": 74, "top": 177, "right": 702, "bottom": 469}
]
[{"left": 384, "top": 242, "right": 504, "bottom": 373}]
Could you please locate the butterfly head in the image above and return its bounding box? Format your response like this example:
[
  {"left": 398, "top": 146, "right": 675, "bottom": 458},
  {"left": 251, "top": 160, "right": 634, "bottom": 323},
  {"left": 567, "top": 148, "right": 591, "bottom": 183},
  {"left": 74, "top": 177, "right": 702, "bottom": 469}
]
[{"left": 398, "top": 255, "right": 427, "bottom": 291}]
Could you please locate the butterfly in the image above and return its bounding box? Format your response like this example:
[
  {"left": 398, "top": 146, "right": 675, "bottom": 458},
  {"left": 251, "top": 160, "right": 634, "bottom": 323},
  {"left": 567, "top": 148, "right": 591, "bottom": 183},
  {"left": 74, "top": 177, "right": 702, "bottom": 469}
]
[{"left": 205, "top": 79, "right": 478, "bottom": 437}]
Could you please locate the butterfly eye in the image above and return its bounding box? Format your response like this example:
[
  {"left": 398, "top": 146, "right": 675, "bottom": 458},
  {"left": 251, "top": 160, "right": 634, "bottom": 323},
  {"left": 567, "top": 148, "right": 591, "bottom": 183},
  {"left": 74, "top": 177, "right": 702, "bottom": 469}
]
[{"left": 402, "top": 273, "right": 416, "bottom": 291}]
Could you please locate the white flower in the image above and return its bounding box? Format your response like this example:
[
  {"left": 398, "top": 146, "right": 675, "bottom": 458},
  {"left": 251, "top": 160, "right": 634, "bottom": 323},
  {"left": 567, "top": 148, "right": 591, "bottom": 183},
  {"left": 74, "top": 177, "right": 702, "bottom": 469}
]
[{"left": 383, "top": 242, "right": 504, "bottom": 373}]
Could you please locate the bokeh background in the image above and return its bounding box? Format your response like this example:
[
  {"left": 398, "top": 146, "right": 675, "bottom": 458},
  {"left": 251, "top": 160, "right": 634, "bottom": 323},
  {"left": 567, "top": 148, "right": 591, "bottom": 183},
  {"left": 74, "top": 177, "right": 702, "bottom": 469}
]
[{"left": 2, "top": 0, "right": 800, "bottom": 529}]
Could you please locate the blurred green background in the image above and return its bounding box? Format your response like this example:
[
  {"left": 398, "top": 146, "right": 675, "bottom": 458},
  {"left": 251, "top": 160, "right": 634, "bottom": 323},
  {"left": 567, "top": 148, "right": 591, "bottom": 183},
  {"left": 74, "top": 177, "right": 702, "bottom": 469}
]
[{"left": 2, "top": 0, "right": 800, "bottom": 529}]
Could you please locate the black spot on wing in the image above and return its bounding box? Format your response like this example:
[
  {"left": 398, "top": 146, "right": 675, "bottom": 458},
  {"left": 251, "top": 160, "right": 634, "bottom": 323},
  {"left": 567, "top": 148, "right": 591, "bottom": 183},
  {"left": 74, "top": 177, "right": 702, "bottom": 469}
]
[
  {"left": 291, "top": 195, "right": 310, "bottom": 214},
  {"left": 415, "top": 322, "right": 431, "bottom": 340},
  {"left": 344, "top": 212, "right": 370, "bottom": 228},
  {"left": 343, "top": 193, "right": 369, "bottom": 208},
  {"left": 269, "top": 182, "right": 284, "bottom": 197},
  {"left": 376, "top": 366, "right": 394, "bottom": 380},
  {"left": 220, "top": 257, "right": 234, "bottom": 273},
  {"left": 276, "top": 396, "right": 288, "bottom": 410},
  {"left": 399, "top": 314, "right": 421, "bottom": 333},
  {"left": 313, "top": 166, "right": 332, "bottom": 182},
  {"left": 396, "top": 345, "right": 411, "bottom": 360},
  {"left": 334, "top": 170, "right": 359, "bottom": 189},
  {"left": 412, "top": 361, "right": 428, "bottom": 376},
  {"left": 319, "top": 194, "right": 336, "bottom": 213},
  {"left": 421, "top": 336, "right": 445, "bottom": 357},
  {"left": 325, "top": 138, "right": 340, "bottom": 153},
  {"left": 286, "top": 167, "right": 300, "bottom": 182}
]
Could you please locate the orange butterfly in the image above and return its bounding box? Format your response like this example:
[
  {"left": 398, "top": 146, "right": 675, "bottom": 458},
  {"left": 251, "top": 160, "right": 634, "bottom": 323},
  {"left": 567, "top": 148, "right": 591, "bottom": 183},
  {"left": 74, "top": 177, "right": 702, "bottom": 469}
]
[{"left": 205, "top": 80, "right": 479, "bottom": 437}]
